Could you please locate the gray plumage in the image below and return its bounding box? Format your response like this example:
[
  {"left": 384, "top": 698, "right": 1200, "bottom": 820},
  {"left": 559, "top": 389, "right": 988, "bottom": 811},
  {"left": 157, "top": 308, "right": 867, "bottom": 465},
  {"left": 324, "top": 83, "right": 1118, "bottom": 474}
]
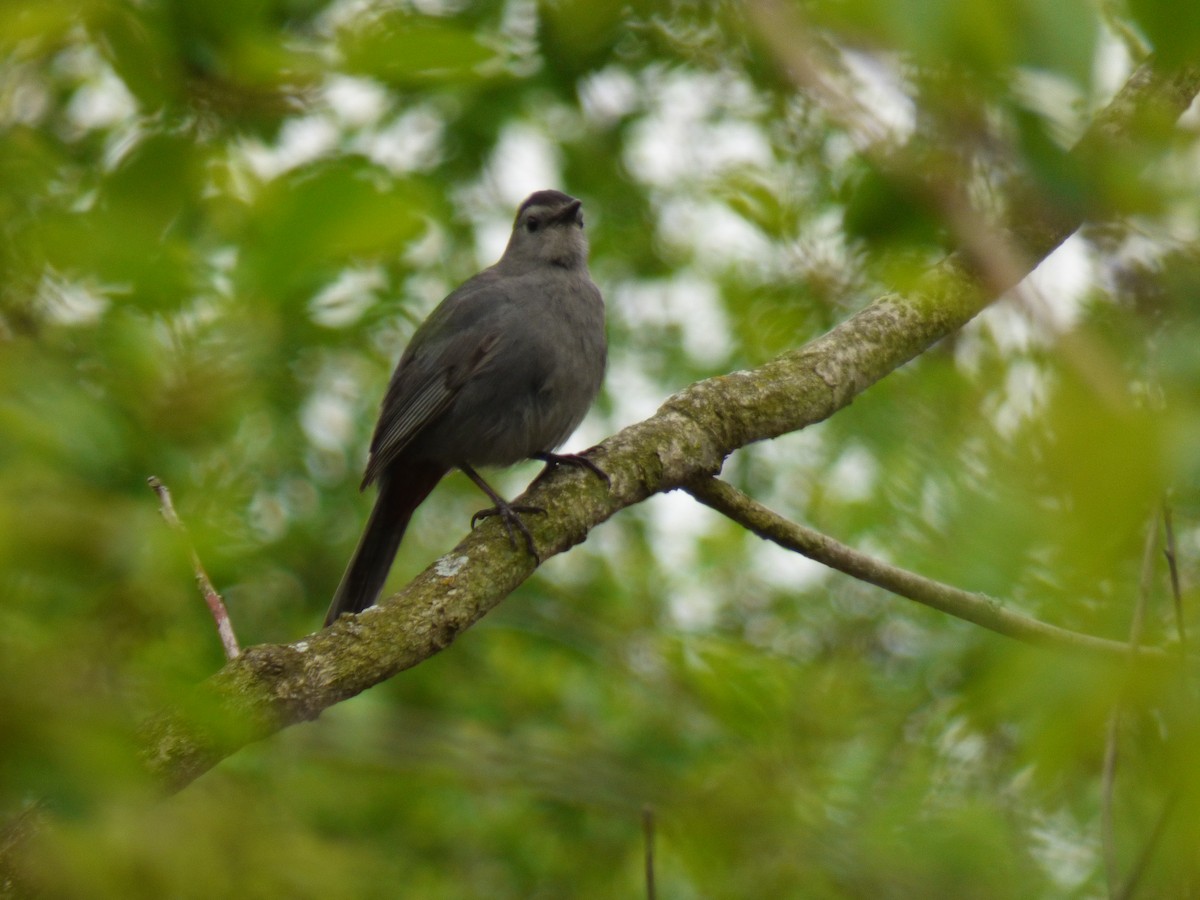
[{"left": 324, "top": 190, "right": 606, "bottom": 626}]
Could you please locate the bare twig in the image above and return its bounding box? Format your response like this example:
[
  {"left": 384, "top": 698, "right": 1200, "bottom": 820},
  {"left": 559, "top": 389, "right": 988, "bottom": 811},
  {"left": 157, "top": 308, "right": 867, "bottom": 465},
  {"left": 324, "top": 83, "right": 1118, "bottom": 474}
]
[
  {"left": 685, "top": 477, "right": 1174, "bottom": 666},
  {"left": 1102, "top": 708, "right": 1122, "bottom": 899},
  {"left": 0, "top": 802, "right": 43, "bottom": 898},
  {"left": 1131, "top": 514, "right": 1158, "bottom": 650},
  {"left": 1101, "top": 515, "right": 1161, "bottom": 897},
  {"left": 1116, "top": 792, "right": 1179, "bottom": 900},
  {"left": 1162, "top": 502, "right": 1185, "bottom": 651},
  {"left": 643, "top": 805, "right": 656, "bottom": 900},
  {"left": 147, "top": 476, "right": 240, "bottom": 660}
]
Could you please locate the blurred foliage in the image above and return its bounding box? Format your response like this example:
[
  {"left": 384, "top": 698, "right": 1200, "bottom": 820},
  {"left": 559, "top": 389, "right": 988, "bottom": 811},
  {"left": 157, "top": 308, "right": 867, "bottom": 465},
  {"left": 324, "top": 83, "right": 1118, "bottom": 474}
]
[{"left": 2, "top": 0, "right": 1200, "bottom": 897}]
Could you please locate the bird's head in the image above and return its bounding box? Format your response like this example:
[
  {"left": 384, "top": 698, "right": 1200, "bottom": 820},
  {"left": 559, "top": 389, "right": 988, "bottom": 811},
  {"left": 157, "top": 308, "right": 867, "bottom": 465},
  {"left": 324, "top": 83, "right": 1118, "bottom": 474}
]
[{"left": 500, "top": 190, "right": 589, "bottom": 271}]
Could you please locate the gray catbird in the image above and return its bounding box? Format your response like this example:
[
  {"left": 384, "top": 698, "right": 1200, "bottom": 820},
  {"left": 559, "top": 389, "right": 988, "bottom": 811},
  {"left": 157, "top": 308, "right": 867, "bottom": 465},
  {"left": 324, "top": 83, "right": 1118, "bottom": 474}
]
[{"left": 324, "top": 190, "right": 607, "bottom": 627}]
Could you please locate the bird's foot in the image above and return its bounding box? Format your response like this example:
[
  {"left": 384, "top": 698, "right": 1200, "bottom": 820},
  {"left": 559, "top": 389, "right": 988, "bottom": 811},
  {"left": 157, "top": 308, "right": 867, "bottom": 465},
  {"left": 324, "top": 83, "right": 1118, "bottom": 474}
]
[
  {"left": 471, "top": 502, "right": 545, "bottom": 558},
  {"left": 532, "top": 451, "right": 610, "bottom": 487},
  {"left": 460, "top": 463, "right": 543, "bottom": 559}
]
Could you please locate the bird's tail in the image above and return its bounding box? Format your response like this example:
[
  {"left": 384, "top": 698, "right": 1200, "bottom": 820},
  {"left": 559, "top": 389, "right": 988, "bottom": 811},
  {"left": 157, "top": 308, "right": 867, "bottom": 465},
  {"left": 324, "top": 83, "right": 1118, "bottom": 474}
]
[{"left": 324, "top": 462, "right": 446, "bottom": 627}]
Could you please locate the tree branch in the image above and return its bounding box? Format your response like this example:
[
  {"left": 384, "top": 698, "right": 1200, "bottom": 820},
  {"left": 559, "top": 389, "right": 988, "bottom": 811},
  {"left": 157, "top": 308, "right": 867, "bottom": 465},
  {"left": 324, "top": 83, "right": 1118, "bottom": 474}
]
[
  {"left": 686, "top": 476, "right": 1173, "bottom": 665},
  {"left": 148, "top": 476, "right": 240, "bottom": 660},
  {"left": 138, "top": 57, "right": 1200, "bottom": 791}
]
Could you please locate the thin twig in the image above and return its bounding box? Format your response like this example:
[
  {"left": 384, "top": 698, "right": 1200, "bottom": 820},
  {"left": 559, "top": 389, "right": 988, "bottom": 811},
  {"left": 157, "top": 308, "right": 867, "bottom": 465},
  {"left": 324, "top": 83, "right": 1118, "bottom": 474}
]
[
  {"left": 1102, "top": 711, "right": 1122, "bottom": 898},
  {"left": 1116, "top": 792, "right": 1179, "bottom": 900},
  {"left": 1162, "top": 502, "right": 1186, "bottom": 652},
  {"left": 643, "top": 805, "right": 656, "bottom": 900},
  {"left": 684, "top": 477, "right": 1175, "bottom": 666},
  {"left": 147, "top": 476, "right": 240, "bottom": 660},
  {"left": 0, "top": 801, "right": 44, "bottom": 896},
  {"left": 1102, "top": 515, "right": 1161, "bottom": 898},
  {"left": 1131, "top": 514, "right": 1158, "bottom": 650}
]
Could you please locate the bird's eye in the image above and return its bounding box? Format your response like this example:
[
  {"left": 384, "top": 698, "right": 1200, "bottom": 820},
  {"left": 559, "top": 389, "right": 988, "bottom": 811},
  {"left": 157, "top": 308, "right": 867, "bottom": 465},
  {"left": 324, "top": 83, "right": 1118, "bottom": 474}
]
[{"left": 525, "top": 218, "right": 540, "bottom": 233}]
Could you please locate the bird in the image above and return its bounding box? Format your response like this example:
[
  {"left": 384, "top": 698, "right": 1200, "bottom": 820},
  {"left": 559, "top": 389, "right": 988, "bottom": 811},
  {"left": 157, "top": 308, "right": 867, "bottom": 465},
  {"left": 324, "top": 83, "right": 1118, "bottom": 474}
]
[{"left": 324, "top": 190, "right": 607, "bottom": 627}]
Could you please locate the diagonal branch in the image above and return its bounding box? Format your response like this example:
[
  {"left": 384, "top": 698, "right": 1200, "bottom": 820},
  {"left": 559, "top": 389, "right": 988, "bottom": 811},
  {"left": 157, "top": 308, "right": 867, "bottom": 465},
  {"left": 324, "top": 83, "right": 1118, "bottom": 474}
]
[
  {"left": 148, "top": 476, "right": 241, "bottom": 660},
  {"left": 138, "top": 57, "right": 1200, "bottom": 792},
  {"left": 685, "top": 476, "right": 1173, "bottom": 665}
]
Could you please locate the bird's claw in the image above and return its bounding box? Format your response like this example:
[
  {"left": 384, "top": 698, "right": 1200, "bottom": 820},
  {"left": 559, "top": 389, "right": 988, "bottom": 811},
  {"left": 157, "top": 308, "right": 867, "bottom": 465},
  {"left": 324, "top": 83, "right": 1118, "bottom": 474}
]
[
  {"left": 471, "top": 503, "right": 545, "bottom": 558},
  {"left": 532, "top": 451, "right": 610, "bottom": 488}
]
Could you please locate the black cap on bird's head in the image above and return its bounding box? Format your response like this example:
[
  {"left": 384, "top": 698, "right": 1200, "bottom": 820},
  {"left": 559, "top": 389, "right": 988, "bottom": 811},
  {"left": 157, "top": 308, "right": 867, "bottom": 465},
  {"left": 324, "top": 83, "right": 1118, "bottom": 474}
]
[
  {"left": 517, "top": 189, "right": 577, "bottom": 214},
  {"left": 515, "top": 190, "right": 583, "bottom": 227}
]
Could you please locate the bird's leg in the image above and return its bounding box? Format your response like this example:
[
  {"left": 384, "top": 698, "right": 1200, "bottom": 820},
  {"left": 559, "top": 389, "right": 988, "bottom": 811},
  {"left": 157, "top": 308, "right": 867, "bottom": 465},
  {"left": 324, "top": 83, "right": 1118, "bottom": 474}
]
[
  {"left": 532, "top": 451, "right": 610, "bottom": 487},
  {"left": 460, "top": 463, "right": 543, "bottom": 558}
]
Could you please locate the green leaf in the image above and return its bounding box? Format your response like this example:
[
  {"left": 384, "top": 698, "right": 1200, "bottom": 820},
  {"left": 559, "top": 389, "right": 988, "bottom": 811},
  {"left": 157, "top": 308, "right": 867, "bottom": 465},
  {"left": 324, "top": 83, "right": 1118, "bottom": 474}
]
[
  {"left": 337, "top": 14, "right": 499, "bottom": 86},
  {"left": 1129, "top": 0, "right": 1200, "bottom": 66},
  {"left": 234, "top": 159, "right": 429, "bottom": 298}
]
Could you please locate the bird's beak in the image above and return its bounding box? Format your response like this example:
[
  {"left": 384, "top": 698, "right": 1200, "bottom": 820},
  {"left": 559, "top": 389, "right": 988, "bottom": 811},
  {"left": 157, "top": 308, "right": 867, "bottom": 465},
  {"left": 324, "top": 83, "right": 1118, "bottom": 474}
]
[{"left": 552, "top": 199, "right": 583, "bottom": 224}]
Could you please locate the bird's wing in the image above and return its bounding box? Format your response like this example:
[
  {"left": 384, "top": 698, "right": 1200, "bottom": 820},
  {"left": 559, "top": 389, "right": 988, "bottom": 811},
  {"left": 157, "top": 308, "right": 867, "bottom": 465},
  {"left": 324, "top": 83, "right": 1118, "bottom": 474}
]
[
  {"left": 360, "top": 325, "right": 500, "bottom": 489},
  {"left": 360, "top": 373, "right": 452, "bottom": 488}
]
